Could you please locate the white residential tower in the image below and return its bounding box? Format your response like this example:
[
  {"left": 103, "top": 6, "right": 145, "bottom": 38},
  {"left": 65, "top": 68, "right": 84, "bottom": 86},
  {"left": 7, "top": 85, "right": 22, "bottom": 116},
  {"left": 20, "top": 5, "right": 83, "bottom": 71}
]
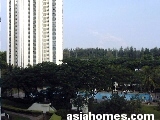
[{"left": 7, "top": 0, "right": 63, "bottom": 67}]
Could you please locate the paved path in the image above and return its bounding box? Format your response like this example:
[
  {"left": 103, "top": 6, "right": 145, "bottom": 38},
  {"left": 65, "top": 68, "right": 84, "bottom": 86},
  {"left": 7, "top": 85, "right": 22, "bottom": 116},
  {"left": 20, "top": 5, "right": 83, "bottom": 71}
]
[{"left": 4, "top": 110, "right": 44, "bottom": 120}]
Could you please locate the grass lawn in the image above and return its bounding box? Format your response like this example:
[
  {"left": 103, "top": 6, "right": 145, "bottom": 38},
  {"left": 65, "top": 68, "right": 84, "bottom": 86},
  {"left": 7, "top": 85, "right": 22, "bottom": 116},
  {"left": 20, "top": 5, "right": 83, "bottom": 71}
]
[
  {"left": 49, "top": 114, "right": 62, "bottom": 120},
  {"left": 141, "top": 105, "right": 160, "bottom": 120},
  {"left": 9, "top": 114, "right": 30, "bottom": 120}
]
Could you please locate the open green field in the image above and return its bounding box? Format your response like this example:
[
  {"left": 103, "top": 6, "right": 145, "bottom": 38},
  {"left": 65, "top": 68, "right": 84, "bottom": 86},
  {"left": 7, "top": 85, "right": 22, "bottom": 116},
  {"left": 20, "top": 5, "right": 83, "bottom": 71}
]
[{"left": 142, "top": 105, "right": 160, "bottom": 120}]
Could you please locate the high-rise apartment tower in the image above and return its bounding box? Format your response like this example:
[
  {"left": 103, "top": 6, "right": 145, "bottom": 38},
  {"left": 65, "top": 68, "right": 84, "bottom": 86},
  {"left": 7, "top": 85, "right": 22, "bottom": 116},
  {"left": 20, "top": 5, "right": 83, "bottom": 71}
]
[{"left": 7, "top": 0, "right": 63, "bottom": 67}]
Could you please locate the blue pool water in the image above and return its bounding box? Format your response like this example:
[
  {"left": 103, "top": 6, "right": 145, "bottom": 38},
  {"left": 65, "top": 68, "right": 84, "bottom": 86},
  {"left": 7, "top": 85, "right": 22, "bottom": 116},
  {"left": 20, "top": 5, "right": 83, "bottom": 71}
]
[{"left": 94, "top": 92, "right": 152, "bottom": 102}]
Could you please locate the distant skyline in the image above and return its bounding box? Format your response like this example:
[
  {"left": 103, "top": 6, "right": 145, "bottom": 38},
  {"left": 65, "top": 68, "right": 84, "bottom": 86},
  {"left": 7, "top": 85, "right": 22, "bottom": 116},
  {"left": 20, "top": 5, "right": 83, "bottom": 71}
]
[{"left": 1, "top": 0, "right": 160, "bottom": 51}]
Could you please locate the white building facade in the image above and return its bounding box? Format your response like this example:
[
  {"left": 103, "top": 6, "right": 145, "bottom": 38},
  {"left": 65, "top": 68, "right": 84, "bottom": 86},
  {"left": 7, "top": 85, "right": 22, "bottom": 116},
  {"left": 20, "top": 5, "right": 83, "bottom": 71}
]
[{"left": 7, "top": 0, "right": 63, "bottom": 67}]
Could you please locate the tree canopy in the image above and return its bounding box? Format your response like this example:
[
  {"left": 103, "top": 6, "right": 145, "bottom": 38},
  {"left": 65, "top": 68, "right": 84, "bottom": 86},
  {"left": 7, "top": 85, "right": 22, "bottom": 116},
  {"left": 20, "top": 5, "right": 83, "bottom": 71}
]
[{"left": 1, "top": 46, "right": 160, "bottom": 109}]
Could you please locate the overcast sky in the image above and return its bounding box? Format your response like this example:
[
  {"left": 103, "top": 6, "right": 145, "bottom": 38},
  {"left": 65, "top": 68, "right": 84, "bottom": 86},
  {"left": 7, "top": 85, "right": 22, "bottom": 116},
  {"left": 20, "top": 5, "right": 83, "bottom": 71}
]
[{"left": 1, "top": 0, "right": 160, "bottom": 51}]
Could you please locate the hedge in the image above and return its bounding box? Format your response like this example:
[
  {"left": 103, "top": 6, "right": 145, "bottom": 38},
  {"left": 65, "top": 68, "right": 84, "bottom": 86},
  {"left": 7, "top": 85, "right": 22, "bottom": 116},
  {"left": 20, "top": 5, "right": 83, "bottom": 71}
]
[{"left": 2, "top": 105, "right": 42, "bottom": 117}]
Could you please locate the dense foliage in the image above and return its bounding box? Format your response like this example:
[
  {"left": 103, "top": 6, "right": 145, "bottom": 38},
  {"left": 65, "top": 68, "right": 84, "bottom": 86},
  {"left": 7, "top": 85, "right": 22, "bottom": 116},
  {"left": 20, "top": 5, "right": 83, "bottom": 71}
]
[
  {"left": 91, "top": 94, "right": 141, "bottom": 114},
  {"left": 1, "top": 47, "right": 160, "bottom": 109},
  {"left": 157, "top": 102, "right": 160, "bottom": 111},
  {"left": 63, "top": 47, "right": 160, "bottom": 60}
]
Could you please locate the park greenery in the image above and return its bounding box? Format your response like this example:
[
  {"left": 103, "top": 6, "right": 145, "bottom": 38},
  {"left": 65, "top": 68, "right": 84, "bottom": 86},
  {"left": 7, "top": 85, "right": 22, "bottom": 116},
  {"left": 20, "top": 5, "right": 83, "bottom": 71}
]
[
  {"left": 1, "top": 47, "right": 160, "bottom": 114},
  {"left": 90, "top": 94, "right": 142, "bottom": 114}
]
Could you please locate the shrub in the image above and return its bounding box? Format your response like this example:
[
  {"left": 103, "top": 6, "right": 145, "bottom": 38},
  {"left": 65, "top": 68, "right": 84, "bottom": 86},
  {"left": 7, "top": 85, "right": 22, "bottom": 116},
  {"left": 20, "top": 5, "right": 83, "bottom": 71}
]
[
  {"left": 46, "top": 111, "right": 55, "bottom": 117},
  {"left": 55, "top": 109, "right": 80, "bottom": 119},
  {"left": 2, "top": 98, "right": 33, "bottom": 109},
  {"left": 157, "top": 101, "right": 160, "bottom": 111},
  {"left": 2, "top": 105, "right": 42, "bottom": 116},
  {"left": 90, "top": 94, "right": 142, "bottom": 114},
  {"left": 56, "top": 109, "right": 69, "bottom": 119}
]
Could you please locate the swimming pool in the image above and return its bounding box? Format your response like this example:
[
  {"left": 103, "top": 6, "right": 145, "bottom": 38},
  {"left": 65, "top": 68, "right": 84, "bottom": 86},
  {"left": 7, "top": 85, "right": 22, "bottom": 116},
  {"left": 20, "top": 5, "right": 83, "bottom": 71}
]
[{"left": 94, "top": 92, "right": 153, "bottom": 102}]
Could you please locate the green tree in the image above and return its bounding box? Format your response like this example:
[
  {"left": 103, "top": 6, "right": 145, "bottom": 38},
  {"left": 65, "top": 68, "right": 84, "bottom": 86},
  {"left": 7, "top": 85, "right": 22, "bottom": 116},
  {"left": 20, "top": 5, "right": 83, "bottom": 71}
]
[
  {"left": 141, "top": 66, "right": 156, "bottom": 92},
  {"left": 91, "top": 94, "right": 141, "bottom": 114}
]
